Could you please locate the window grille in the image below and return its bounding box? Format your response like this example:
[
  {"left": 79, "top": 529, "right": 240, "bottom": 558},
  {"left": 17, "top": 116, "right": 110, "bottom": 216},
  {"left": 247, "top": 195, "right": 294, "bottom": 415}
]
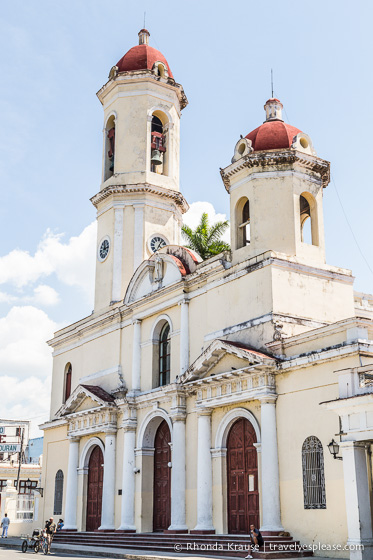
[
  {"left": 16, "top": 495, "right": 34, "bottom": 520},
  {"left": 54, "top": 469, "right": 64, "bottom": 515},
  {"left": 302, "top": 436, "right": 326, "bottom": 509}
]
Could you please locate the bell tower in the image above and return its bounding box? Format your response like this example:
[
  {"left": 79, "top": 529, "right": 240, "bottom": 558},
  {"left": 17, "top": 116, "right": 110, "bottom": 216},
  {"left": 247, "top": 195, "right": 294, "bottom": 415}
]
[
  {"left": 91, "top": 29, "right": 189, "bottom": 311},
  {"left": 221, "top": 98, "right": 329, "bottom": 267}
]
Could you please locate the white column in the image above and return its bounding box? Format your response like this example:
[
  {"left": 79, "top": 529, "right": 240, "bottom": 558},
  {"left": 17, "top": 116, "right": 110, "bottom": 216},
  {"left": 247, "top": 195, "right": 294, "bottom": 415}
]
[
  {"left": 168, "top": 413, "right": 187, "bottom": 531},
  {"left": 118, "top": 424, "right": 137, "bottom": 530},
  {"left": 259, "top": 396, "right": 283, "bottom": 532},
  {"left": 131, "top": 319, "right": 141, "bottom": 392},
  {"left": 340, "top": 441, "right": 373, "bottom": 560},
  {"left": 133, "top": 204, "right": 144, "bottom": 272},
  {"left": 179, "top": 299, "right": 189, "bottom": 375},
  {"left": 99, "top": 432, "right": 116, "bottom": 530},
  {"left": 193, "top": 409, "right": 214, "bottom": 532},
  {"left": 111, "top": 207, "right": 124, "bottom": 302},
  {"left": 63, "top": 438, "right": 79, "bottom": 530}
]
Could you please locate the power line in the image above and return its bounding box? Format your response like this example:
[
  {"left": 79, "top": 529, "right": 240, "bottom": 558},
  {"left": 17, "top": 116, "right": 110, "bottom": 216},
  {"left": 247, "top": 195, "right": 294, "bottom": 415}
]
[
  {"left": 274, "top": 88, "right": 372, "bottom": 277},
  {"left": 331, "top": 174, "right": 373, "bottom": 277}
]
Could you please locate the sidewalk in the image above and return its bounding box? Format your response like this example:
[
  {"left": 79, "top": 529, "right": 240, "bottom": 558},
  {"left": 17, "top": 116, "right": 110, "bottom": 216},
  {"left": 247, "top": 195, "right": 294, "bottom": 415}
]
[{"left": 0, "top": 537, "right": 339, "bottom": 560}]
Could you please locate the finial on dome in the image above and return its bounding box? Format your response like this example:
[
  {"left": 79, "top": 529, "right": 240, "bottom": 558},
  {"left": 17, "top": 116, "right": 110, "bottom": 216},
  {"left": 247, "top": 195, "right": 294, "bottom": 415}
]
[
  {"left": 138, "top": 29, "right": 150, "bottom": 45},
  {"left": 264, "top": 98, "right": 283, "bottom": 122}
]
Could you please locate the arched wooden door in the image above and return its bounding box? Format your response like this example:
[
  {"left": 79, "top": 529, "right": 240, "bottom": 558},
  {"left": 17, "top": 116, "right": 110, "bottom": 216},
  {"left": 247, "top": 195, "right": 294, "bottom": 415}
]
[
  {"left": 227, "top": 418, "right": 259, "bottom": 533},
  {"left": 86, "top": 446, "right": 104, "bottom": 531},
  {"left": 153, "top": 420, "right": 171, "bottom": 531}
]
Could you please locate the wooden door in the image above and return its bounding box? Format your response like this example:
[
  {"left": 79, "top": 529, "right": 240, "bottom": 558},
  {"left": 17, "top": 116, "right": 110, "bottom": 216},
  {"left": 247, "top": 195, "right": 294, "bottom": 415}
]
[
  {"left": 153, "top": 420, "right": 171, "bottom": 531},
  {"left": 86, "top": 446, "right": 103, "bottom": 531},
  {"left": 227, "top": 418, "right": 259, "bottom": 533}
]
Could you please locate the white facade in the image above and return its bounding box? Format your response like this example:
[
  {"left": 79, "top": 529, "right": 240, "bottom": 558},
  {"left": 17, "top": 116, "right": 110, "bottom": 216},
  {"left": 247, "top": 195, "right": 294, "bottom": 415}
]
[{"left": 37, "top": 30, "right": 373, "bottom": 560}]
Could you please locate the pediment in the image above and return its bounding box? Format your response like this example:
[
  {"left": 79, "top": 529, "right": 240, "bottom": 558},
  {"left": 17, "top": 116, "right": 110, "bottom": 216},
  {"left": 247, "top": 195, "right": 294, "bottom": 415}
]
[
  {"left": 124, "top": 245, "right": 200, "bottom": 304},
  {"left": 180, "top": 339, "right": 276, "bottom": 383},
  {"left": 55, "top": 384, "right": 116, "bottom": 418},
  {"left": 74, "top": 396, "right": 98, "bottom": 413}
]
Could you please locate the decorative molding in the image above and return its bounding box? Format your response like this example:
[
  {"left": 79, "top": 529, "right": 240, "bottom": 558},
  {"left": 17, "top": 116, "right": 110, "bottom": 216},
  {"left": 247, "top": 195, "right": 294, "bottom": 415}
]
[
  {"left": 90, "top": 183, "right": 189, "bottom": 212},
  {"left": 180, "top": 338, "right": 276, "bottom": 384},
  {"left": 214, "top": 407, "right": 261, "bottom": 449},
  {"left": 79, "top": 365, "right": 121, "bottom": 384},
  {"left": 97, "top": 76, "right": 188, "bottom": 112},
  {"left": 220, "top": 149, "right": 330, "bottom": 192},
  {"left": 67, "top": 409, "right": 117, "bottom": 439}
]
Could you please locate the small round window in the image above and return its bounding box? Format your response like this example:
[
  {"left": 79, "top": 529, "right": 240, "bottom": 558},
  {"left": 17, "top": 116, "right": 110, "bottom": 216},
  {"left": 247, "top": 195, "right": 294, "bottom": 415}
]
[{"left": 300, "top": 137, "right": 309, "bottom": 149}]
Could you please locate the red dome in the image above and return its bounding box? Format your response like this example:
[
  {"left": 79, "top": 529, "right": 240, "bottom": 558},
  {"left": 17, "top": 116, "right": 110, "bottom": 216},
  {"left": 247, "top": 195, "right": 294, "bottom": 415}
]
[
  {"left": 116, "top": 44, "right": 173, "bottom": 79},
  {"left": 245, "top": 120, "right": 301, "bottom": 152}
]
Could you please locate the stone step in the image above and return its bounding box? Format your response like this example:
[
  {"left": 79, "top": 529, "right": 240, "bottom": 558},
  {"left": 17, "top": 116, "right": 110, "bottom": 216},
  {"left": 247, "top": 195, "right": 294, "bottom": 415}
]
[{"left": 53, "top": 532, "right": 311, "bottom": 559}]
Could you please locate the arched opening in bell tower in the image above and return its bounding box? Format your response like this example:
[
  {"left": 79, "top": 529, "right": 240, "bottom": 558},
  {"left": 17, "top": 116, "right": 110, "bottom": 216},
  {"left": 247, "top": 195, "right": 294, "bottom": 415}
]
[
  {"left": 300, "top": 193, "right": 318, "bottom": 246},
  {"left": 104, "top": 114, "right": 116, "bottom": 181},
  {"left": 235, "top": 197, "right": 251, "bottom": 249},
  {"left": 150, "top": 111, "right": 168, "bottom": 176}
]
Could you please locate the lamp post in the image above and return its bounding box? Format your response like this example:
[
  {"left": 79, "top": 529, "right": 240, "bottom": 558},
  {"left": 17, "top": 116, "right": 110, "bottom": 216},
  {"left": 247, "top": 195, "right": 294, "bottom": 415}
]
[
  {"left": 327, "top": 439, "right": 343, "bottom": 460},
  {"left": 26, "top": 477, "right": 44, "bottom": 497}
]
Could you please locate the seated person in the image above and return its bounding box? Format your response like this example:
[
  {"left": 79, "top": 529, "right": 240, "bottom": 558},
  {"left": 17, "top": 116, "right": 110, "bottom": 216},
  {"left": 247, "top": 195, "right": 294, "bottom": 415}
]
[{"left": 245, "top": 524, "right": 264, "bottom": 558}]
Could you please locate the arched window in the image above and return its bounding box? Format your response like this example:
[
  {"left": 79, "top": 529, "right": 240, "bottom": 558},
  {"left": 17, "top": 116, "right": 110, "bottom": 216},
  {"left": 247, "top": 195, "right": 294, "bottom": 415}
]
[
  {"left": 300, "top": 193, "right": 318, "bottom": 246},
  {"left": 159, "top": 323, "right": 171, "bottom": 386},
  {"left": 64, "top": 364, "right": 72, "bottom": 402},
  {"left": 150, "top": 112, "right": 168, "bottom": 175},
  {"left": 236, "top": 197, "right": 250, "bottom": 249},
  {"left": 302, "top": 436, "right": 326, "bottom": 509},
  {"left": 53, "top": 470, "right": 64, "bottom": 515},
  {"left": 104, "top": 115, "right": 115, "bottom": 181}
]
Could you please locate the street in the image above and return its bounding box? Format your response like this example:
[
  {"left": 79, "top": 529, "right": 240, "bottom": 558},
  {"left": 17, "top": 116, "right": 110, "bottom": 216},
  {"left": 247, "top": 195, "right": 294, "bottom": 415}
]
[{"left": 0, "top": 549, "right": 103, "bottom": 559}]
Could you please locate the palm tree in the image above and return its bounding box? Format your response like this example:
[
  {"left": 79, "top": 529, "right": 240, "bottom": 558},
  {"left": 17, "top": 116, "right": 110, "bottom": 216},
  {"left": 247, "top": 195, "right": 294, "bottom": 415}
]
[{"left": 181, "top": 212, "right": 230, "bottom": 260}]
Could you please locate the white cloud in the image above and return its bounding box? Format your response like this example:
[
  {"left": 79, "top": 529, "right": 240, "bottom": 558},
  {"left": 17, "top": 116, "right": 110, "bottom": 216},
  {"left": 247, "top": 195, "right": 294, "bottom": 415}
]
[
  {"left": 0, "top": 376, "right": 51, "bottom": 438},
  {"left": 0, "top": 291, "right": 17, "bottom": 304},
  {"left": 0, "top": 222, "right": 96, "bottom": 299},
  {"left": 32, "top": 285, "right": 60, "bottom": 307},
  {"left": 183, "top": 201, "right": 230, "bottom": 243},
  {"left": 0, "top": 306, "right": 57, "bottom": 379},
  {"left": 0, "top": 285, "right": 59, "bottom": 307}
]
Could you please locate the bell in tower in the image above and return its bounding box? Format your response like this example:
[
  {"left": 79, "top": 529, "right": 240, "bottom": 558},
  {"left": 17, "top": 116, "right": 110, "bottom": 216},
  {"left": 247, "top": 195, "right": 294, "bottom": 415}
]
[{"left": 91, "top": 30, "right": 189, "bottom": 312}]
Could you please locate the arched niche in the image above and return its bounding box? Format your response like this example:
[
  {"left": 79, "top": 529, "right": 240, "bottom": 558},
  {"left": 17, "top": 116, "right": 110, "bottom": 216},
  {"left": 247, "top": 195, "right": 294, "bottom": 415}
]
[
  {"left": 300, "top": 192, "right": 319, "bottom": 246},
  {"left": 235, "top": 197, "right": 251, "bottom": 250},
  {"left": 149, "top": 109, "right": 170, "bottom": 176},
  {"left": 104, "top": 113, "right": 116, "bottom": 181}
]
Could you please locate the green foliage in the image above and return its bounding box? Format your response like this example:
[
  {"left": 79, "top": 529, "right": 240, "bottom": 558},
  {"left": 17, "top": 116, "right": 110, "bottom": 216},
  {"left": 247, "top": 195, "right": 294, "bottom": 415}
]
[{"left": 181, "top": 212, "right": 230, "bottom": 260}]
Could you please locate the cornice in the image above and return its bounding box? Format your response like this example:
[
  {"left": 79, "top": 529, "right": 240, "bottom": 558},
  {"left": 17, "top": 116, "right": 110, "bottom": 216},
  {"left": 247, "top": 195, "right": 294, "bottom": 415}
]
[
  {"left": 277, "top": 341, "right": 373, "bottom": 371},
  {"left": 96, "top": 72, "right": 188, "bottom": 111},
  {"left": 90, "top": 183, "right": 189, "bottom": 213},
  {"left": 220, "top": 149, "right": 330, "bottom": 192}
]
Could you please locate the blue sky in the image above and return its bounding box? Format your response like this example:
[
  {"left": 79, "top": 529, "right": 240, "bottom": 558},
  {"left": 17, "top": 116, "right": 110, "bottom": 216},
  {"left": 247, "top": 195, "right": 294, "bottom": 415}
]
[{"left": 0, "top": 0, "right": 372, "bottom": 435}]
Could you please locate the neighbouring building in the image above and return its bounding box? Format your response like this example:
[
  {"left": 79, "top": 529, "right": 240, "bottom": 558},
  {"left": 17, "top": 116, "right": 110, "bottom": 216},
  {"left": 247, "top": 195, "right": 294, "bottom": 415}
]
[
  {"left": 25, "top": 437, "right": 44, "bottom": 464},
  {"left": 37, "top": 29, "right": 373, "bottom": 560},
  {"left": 0, "top": 420, "right": 42, "bottom": 526}
]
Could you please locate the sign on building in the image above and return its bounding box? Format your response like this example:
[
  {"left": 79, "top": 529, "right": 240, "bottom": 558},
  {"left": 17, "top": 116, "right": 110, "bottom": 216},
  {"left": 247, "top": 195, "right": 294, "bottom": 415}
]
[{"left": 0, "top": 444, "right": 21, "bottom": 453}]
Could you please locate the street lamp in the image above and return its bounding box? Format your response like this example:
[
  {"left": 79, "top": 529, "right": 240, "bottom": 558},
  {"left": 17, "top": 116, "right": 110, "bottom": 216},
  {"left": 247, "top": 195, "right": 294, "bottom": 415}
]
[
  {"left": 26, "top": 478, "right": 44, "bottom": 497},
  {"left": 327, "top": 439, "right": 343, "bottom": 460}
]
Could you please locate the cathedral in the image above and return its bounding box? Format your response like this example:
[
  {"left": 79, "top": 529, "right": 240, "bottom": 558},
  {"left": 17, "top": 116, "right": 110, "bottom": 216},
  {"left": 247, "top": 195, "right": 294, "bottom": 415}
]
[{"left": 39, "top": 29, "right": 373, "bottom": 560}]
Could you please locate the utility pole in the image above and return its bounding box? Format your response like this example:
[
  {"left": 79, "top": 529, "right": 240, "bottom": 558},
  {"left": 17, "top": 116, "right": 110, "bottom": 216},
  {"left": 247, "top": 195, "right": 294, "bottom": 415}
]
[{"left": 15, "top": 427, "right": 24, "bottom": 491}]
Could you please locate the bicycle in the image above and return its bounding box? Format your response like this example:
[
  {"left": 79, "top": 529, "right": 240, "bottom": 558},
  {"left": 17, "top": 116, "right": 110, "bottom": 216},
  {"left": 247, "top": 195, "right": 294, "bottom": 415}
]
[
  {"left": 39, "top": 530, "right": 49, "bottom": 555},
  {"left": 20, "top": 529, "right": 41, "bottom": 553}
]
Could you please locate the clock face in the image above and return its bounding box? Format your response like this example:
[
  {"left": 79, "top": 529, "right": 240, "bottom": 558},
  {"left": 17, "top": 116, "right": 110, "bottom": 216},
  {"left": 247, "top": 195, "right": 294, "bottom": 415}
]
[
  {"left": 149, "top": 235, "right": 167, "bottom": 253},
  {"left": 98, "top": 238, "right": 110, "bottom": 261}
]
